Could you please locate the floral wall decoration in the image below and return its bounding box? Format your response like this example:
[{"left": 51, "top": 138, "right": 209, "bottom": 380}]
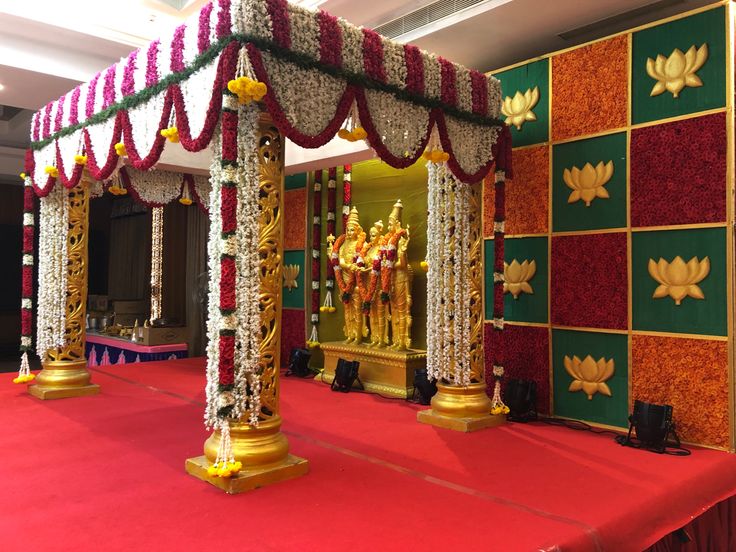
[{"left": 484, "top": 3, "right": 731, "bottom": 447}]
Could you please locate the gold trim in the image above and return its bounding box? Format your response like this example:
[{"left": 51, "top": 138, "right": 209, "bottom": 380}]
[
  {"left": 627, "top": 126, "right": 633, "bottom": 412},
  {"left": 552, "top": 325, "right": 628, "bottom": 335},
  {"left": 482, "top": 320, "right": 548, "bottom": 328},
  {"left": 632, "top": 329, "right": 728, "bottom": 341},
  {"left": 630, "top": 107, "right": 727, "bottom": 130},
  {"left": 551, "top": 126, "right": 629, "bottom": 146},
  {"left": 548, "top": 55, "right": 554, "bottom": 416},
  {"left": 724, "top": 0, "right": 735, "bottom": 450},
  {"left": 632, "top": 222, "right": 727, "bottom": 232},
  {"left": 511, "top": 142, "right": 550, "bottom": 152},
  {"left": 552, "top": 227, "right": 628, "bottom": 237}
]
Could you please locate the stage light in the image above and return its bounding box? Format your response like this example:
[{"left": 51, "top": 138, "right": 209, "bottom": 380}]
[
  {"left": 412, "top": 368, "right": 437, "bottom": 405},
  {"left": 285, "top": 348, "right": 313, "bottom": 378},
  {"left": 505, "top": 379, "right": 537, "bottom": 422},
  {"left": 616, "top": 400, "right": 689, "bottom": 455},
  {"left": 331, "top": 358, "right": 361, "bottom": 393}
]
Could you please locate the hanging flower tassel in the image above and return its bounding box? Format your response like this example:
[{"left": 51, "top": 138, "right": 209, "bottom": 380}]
[
  {"left": 307, "top": 321, "right": 320, "bottom": 349},
  {"left": 308, "top": 170, "right": 323, "bottom": 347},
  {"left": 161, "top": 126, "right": 180, "bottom": 143},
  {"left": 227, "top": 47, "right": 267, "bottom": 105},
  {"left": 13, "top": 352, "right": 34, "bottom": 384},
  {"left": 337, "top": 102, "right": 367, "bottom": 142},
  {"left": 320, "top": 290, "right": 335, "bottom": 313},
  {"left": 489, "top": 168, "right": 508, "bottom": 412},
  {"left": 206, "top": 420, "right": 242, "bottom": 478},
  {"left": 321, "top": 167, "right": 337, "bottom": 314},
  {"left": 422, "top": 128, "right": 450, "bottom": 164},
  {"left": 179, "top": 179, "right": 193, "bottom": 205},
  {"left": 114, "top": 142, "right": 127, "bottom": 157},
  {"left": 490, "top": 377, "right": 510, "bottom": 415}
]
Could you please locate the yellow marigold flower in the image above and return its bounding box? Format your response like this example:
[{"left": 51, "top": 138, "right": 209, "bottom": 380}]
[
  {"left": 207, "top": 465, "right": 218, "bottom": 476},
  {"left": 44, "top": 166, "right": 59, "bottom": 178},
  {"left": 74, "top": 154, "right": 88, "bottom": 166},
  {"left": 352, "top": 127, "right": 367, "bottom": 140},
  {"left": 12, "top": 376, "right": 21, "bottom": 384},
  {"left": 328, "top": 307, "right": 336, "bottom": 313},
  {"left": 337, "top": 128, "right": 353, "bottom": 141},
  {"left": 179, "top": 197, "right": 193, "bottom": 206},
  {"left": 19, "top": 172, "right": 26, "bottom": 180},
  {"left": 161, "top": 127, "right": 180, "bottom": 143},
  {"left": 114, "top": 142, "right": 127, "bottom": 157}
]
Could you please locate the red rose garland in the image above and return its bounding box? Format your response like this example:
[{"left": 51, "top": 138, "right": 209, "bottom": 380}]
[
  {"left": 379, "top": 228, "right": 406, "bottom": 303},
  {"left": 307, "top": 169, "right": 322, "bottom": 347},
  {"left": 331, "top": 232, "right": 366, "bottom": 303},
  {"left": 357, "top": 236, "right": 383, "bottom": 314},
  {"left": 15, "top": 175, "right": 35, "bottom": 384}
]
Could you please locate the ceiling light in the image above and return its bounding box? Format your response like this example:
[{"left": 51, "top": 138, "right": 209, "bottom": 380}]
[{"left": 0, "top": 84, "right": 5, "bottom": 91}]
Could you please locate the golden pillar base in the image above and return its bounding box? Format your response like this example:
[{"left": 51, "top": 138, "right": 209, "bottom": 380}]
[
  {"left": 185, "top": 415, "right": 308, "bottom": 494},
  {"left": 318, "top": 341, "right": 427, "bottom": 398},
  {"left": 28, "top": 359, "right": 99, "bottom": 400},
  {"left": 417, "top": 382, "right": 505, "bottom": 432}
]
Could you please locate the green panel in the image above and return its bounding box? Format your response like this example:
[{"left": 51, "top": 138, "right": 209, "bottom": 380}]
[
  {"left": 282, "top": 250, "right": 306, "bottom": 309},
  {"left": 484, "top": 237, "right": 548, "bottom": 323},
  {"left": 632, "top": 227, "right": 726, "bottom": 335},
  {"left": 552, "top": 132, "right": 627, "bottom": 232},
  {"left": 632, "top": 7, "right": 726, "bottom": 124},
  {"left": 552, "top": 329, "right": 629, "bottom": 427},
  {"left": 315, "top": 160, "right": 429, "bottom": 354},
  {"left": 285, "top": 172, "right": 307, "bottom": 190},
  {"left": 494, "top": 58, "right": 549, "bottom": 147}
]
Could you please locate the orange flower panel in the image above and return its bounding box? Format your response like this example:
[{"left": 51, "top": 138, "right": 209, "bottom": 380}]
[
  {"left": 484, "top": 145, "right": 549, "bottom": 237},
  {"left": 632, "top": 335, "right": 729, "bottom": 448},
  {"left": 552, "top": 35, "right": 628, "bottom": 141},
  {"left": 283, "top": 188, "right": 307, "bottom": 250}
]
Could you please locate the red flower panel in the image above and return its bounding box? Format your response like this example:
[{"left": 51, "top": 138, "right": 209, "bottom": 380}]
[
  {"left": 485, "top": 323, "right": 550, "bottom": 415},
  {"left": 551, "top": 233, "right": 627, "bottom": 329},
  {"left": 281, "top": 309, "right": 307, "bottom": 367},
  {"left": 632, "top": 335, "right": 728, "bottom": 448},
  {"left": 283, "top": 189, "right": 307, "bottom": 250},
  {"left": 630, "top": 112, "right": 727, "bottom": 227}
]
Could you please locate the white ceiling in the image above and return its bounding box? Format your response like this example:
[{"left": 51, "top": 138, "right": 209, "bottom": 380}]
[{"left": 0, "top": 0, "right": 716, "bottom": 181}]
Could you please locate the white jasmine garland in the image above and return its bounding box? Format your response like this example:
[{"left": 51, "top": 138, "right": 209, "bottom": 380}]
[
  {"left": 125, "top": 167, "right": 185, "bottom": 205},
  {"left": 192, "top": 174, "right": 211, "bottom": 206},
  {"left": 364, "top": 90, "right": 430, "bottom": 160},
  {"left": 36, "top": 184, "right": 69, "bottom": 360},
  {"left": 179, "top": 57, "right": 219, "bottom": 138},
  {"left": 128, "top": 90, "right": 166, "bottom": 161},
  {"left": 444, "top": 115, "right": 499, "bottom": 177},
  {"left": 339, "top": 19, "right": 364, "bottom": 77},
  {"left": 287, "top": 4, "right": 320, "bottom": 60}
]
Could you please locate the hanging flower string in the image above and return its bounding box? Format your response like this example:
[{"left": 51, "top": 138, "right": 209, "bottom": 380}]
[
  {"left": 337, "top": 101, "right": 367, "bottom": 142},
  {"left": 15, "top": 174, "right": 35, "bottom": 384},
  {"left": 321, "top": 167, "right": 337, "bottom": 314},
  {"left": 490, "top": 168, "right": 509, "bottom": 415},
  {"left": 422, "top": 127, "right": 450, "bottom": 164},
  {"left": 341, "top": 164, "right": 351, "bottom": 230},
  {"left": 307, "top": 169, "right": 322, "bottom": 348}
]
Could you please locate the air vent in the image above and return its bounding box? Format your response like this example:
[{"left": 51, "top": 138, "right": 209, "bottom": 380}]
[{"left": 373, "top": 0, "right": 488, "bottom": 39}]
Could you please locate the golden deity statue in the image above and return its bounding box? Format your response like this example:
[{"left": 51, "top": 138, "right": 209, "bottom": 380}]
[
  {"left": 383, "top": 200, "right": 413, "bottom": 351},
  {"left": 329, "top": 206, "right": 366, "bottom": 344},
  {"left": 360, "top": 220, "right": 388, "bottom": 348}
]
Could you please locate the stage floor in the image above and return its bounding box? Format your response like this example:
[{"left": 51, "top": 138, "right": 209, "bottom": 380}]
[{"left": 2, "top": 357, "right": 736, "bottom": 551}]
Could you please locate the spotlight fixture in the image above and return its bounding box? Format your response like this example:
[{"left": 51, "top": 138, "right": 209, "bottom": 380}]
[
  {"left": 331, "top": 358, "right": 362, "bottom": 393},
  {"left": 505, "top": 379, "right": 537, "bottom": 422},
  {"left": 616, "top": 400, "right": 689, "bottom": 455},
  {"left": 285, "top": 348, "right": 313, "bottom": 378},
  {"left": 412, "top": 368, "right": 437, "bottom": 405}
]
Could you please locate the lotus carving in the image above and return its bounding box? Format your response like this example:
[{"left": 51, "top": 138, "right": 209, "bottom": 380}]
[
  {"left": 564, "top": 355, "right": 614, "bottom": 400},
  {"left": 648, "top": 256, "right": 710, "bottom": 306},
  {"left": 283, "top": 264, "right": 300, "bottom": 291},
  {"left": 646, "top": 44, "right": 708, "bottom": 98},
  {"left": 501, "top": 87, "right": 540, "bottom": 130},
  {"left": 503, "top": 259, "right": 536, "bottom": 299},
  {"left": 563, "top": 161, "right": 613, "bottom": 207}
]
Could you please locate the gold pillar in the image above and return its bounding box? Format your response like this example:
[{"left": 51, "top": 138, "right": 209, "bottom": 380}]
[
  {"left": 185, "top": 116, "right": 308, "bottom": 493},
  {"left": 29, "top": 181, "right": 99, "bottom": 400},
  {"left": 417, "top": 181, "right": 503, "bottom": 431}
]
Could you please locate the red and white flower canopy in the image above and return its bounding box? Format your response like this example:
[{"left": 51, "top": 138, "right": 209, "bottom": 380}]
[{"left": 26, "top": 0, "right": 511, "bottom": 195}]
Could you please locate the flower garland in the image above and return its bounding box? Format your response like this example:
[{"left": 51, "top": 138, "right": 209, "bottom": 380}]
[
  {"left": 379, "top": 227, "right": 406, "bottom": 304},
  {"left": 307, "top": 169, "right": 322, "bottom": 348},
  {"left": 36, "top": 183, "right": 69, "bottom": 361},
  {"left": 425, "top": 162, "right": 470, "bottom": 386},
  {"left": 15, "top": 175, "right": 36, "bottom": 384},
  {"left": 150, "top": 207, "right": 164, "bottom": 321},
  {"left": 489, "top": 168, "right": 509, "bottom": 415},
  {"left": 356, "top": 233, "right": 383, "bottom": 314},
  {"left": 341, "top": 163, "right": 351, "bottom": 230},
  {"left": 330, "top": 229, "right": 366, "bottom": 304},
  {"left": 320, "top": 167, "right": 337, "bottom": 314}
]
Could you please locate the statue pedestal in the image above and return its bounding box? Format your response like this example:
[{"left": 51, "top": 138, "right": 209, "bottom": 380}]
[
  {"left": 417, "top": 382, "right": 506, "bottom": 432},
  {"left": 317, "top": 341, "right": 426, "bottom": 398}
]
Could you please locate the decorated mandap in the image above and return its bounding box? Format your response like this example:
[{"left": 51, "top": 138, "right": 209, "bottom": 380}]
[{"left": 18, "top": 0, "right": 511, "bottom": 492}]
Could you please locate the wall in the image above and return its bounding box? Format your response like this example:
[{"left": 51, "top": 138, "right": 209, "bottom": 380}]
[{"left": 484, "top": 3, "right": 732, "bottom": 448}]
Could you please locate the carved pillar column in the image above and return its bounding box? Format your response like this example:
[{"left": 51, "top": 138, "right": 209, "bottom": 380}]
[
  {"left": 185, "top": 115, "right": 308, "bottom": 493},
  {"left": 417, "top": 181, "right": 503, "bottom": 431},
  {"left": 29, "top": 180, "right": 99, "bottom": 400}
]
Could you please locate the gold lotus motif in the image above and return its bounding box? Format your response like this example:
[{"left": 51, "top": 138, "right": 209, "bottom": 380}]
[
  {"left": 501, "top": 87, "right": 540, "bottom": 130},
  {"left": 283, "top": 264, "right": 300, "bottom": 291},
  {"left": 503, "top": 259, "right": 536, "bottom": 299},
  {"left": 648, "top": 256, "right": 710, "bottom": 306},
  {"left": 646, "top": 44, "right": 708, "bottom": 98},
  {"left": 563, "top": 161, "right": 613, "bottom": 207},
  {"left": 564, "top": 355, "right": 614, "bottom": 400}
]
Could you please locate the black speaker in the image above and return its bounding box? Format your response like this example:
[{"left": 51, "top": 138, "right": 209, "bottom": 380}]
[
  {"left": 286, "top": 348, "right": 312, "bottom": 377},
  {"left": 413, "top": 368, "right": 437, "bottom": 405},
  {"left": 505, "top": 379, "right": 537, "bottom": 422},
  {"left": 331, "top": 359, "right": 362, "bottom": 393}
]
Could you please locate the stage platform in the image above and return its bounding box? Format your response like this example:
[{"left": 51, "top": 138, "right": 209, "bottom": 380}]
[{"left": 3, "top": 357, "right": 736, "bottom": 551}]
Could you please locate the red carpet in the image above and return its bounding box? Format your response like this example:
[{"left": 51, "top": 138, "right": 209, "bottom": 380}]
[{"left": 2, "top": 357, "right": 736, "bottom": 552}]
